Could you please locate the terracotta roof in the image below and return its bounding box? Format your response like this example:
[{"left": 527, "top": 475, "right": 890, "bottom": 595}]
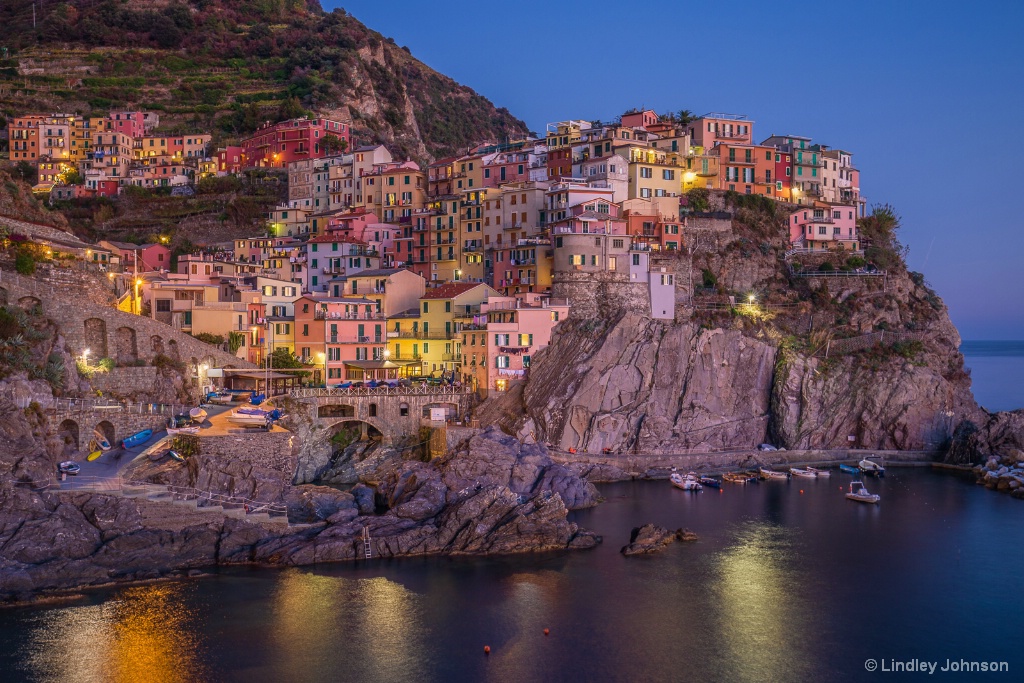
[{"left": 421, "top": 282, "right": 485, "bottom": 300}]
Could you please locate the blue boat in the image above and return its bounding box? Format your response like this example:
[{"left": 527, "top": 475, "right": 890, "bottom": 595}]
[
  {"left": 699, "top": 476, "right": 722, "bottom": 489},
  {"left": 122, "top": 429, "right": 153, "bottom": 449},
  {"left": 839, "top": 464, "right": 860, "bottom": 475}
]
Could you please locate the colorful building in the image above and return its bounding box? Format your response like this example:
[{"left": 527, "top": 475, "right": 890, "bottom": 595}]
[{"left": 241, "top": 116, "right": 351, "bottom": 169}]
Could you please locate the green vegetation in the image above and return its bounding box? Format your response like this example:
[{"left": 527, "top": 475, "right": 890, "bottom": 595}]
[
  {"left": 858, "top": 204, "right": 907, "bottom": 271},
  {"left": 228, "top": 331, "right": 246, "bottom": 355},
  {"left": 262, "top": 348, "right": 310, "bottom": 378},
  {"left": 14, "top": 251, "right": 35, "bottom": 275},
  {"left": 686, "top": 188, "right": 711, "bottom": 212},
  {"left": 191, "top": 332, "right": 225, "bottom": 346},
  {"left": 701, "top": 269, "right": 718, "bottom": 288},
  {"left": 0, "top": 306, "right": 62, "bottom": 388}
]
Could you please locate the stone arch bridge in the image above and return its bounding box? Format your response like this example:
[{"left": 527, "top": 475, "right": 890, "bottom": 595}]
[
  {"left": 46, "top": 399, "right": 185, "bottom": 456},
  {"left": 289, "top": 385, "right": 475, "bottom": 446}
]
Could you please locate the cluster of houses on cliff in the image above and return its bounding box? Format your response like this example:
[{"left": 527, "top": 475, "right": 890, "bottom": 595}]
[{"left": 8, "top": 108, "right": 867, "bottom": 395}]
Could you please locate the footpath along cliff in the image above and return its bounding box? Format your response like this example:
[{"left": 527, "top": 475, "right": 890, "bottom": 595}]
[{"left": 479, "top": 195, "right": 1019, "bottom": 459}]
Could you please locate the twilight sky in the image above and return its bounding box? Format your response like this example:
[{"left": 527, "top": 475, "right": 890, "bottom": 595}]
[{"left": 333, "top": 0, "right": 1024, "bottom": 340}]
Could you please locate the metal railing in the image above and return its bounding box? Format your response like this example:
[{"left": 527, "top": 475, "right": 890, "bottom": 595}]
[
  {"left": 43, "top": 397, "right": 191, "bottom": 416},
  {"left": 293, "top": 384, "right": 471, "bottom": 398}
]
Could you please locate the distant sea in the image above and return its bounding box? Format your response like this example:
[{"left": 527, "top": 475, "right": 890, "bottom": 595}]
[{"left": 961, "top": 341, "right": 1024, "bottom": 412}]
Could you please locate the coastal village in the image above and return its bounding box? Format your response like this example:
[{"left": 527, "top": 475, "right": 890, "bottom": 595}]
[{"left": 5, "top": 108, "right": 867, "bottom": 398}]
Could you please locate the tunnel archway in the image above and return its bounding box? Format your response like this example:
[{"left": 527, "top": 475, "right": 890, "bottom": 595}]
[
  {"left": 93, "top": 420, "right": 116, "bottom": 448},
  {"left": 57, "top": 419, "right": 79, "bottom": 455}
]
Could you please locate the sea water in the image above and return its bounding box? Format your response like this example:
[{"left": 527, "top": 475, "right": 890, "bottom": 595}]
[{"left": 961, "top": 340, "right": 1024, "bottom": 412}]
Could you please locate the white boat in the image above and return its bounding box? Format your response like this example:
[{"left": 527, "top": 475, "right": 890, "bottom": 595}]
[
  {"left": 93, "top": 429, "right": 112, "bottom": 451},
  {"left": 846, "top": 480, "right": 880, "bottom": 504},
  {"left": 790, "top": 467, "right": 817, "bottom": 478},
  {"left": 189, "top": 407, "right": 208, "bottom": 423},
  {"left": 760, "top": 467, "right": 789, "bottom": 480},
  {"left": 208, "top": 391, "right": 234, "bottom": 405},
  {"left": 670, "top": 471, "right": 703, "bottom": 491},
  {"left": 227, "top": 406, "right": 273, "bottom": 427},
  {"left": 807, "top": 466, "right": 830, "bottom": 478},
  {"left": 858, "top": 458, "right": 886, "bottom": 477},
  {"left": 166, "top": 415, "right": 200, "bottom": 436}
]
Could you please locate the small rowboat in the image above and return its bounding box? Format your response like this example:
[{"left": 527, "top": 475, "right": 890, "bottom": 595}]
[
  {"left": 807, "top": 466, "right": 830, "bottom": 477},
  {"left": 724, "top": 472, "right": 758, "bottom": 484},
  {"left": 86, "top": 450, "right": 103, "bottom": 462},
  {"left": 839, "top": 464, "right": 860, "bottom": 475},
  {"left": 760, "top": 467, "right": 789, "bottom": 480},
  {"left": 93, "top": 429, "right": 112, "bottom": 451},
  {"left": 168, "top": 449, "right": 186, "bottom": 462},
  {"left": 58, "top": 461, "right": 80, "bottom": 475},
  {"left": 189, "top": 407, "right": 208, "bottom": 423},
  {"left": 671, "top": 472, "right": 702, "bottom": 491},
  {"left": 206, "top": 391, "right": 233, "bottom": 405},
  {"left": 166, "top": 415, "right": 199, "bottom": 436},
  {"left": 122, "top": 429, "right": 153, "bottom": 449},
  {"left": 790, "top": 467, "right": 817, "bottom": 478},
  {"left": 699, "top": 476, "right": 722, "bottom": 489},
  {"left": 846, "top": 480, "right": 880, "bottom": 504}
]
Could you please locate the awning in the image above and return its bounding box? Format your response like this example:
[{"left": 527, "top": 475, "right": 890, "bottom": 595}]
[{"left": 342, "top": 359, "right": 418, "bottom": 369}]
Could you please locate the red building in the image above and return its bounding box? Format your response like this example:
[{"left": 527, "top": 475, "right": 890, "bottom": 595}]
[
  {"left": 241, "top": 117, "right": 351, "bottom": 169},
  {"left": 216, "top": 146, "right": 247, "bottom": 174},
  {"left": 546, "top": 147, "right": 572, "bottom": 180},
  {"left": 774, "top": 150, "right": 794, "bottom": 201},
  {"left": 108, "top": 111, "right": 147, "bottom": 139}
]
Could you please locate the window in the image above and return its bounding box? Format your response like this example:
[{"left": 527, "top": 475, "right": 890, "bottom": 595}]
[
  {"left": 640, "top": 167, "right": 652, "bottom": 178},
  {"left": 662, "top": 169, "right": 674, "bottom": 180},
  {"left": 423, "top": 302, "right": 429, "bottom": 313},
  {"left": 632, "top": 253, "right": 640, "bottom": 266},
  {"left": 496, "top": 355, "right": 509, "bottom": 369},
  {"left": 612, "top": 239, "right": 624, "bottom": 249},
  {"left": 156, "top": 299, "right": 171, "bottom": 312},
  {"left": 818, "top": 226, "right": 827, "bottom": 235},
  {"left": 495, "top": 333, "right": 510, "bottom": 346}
]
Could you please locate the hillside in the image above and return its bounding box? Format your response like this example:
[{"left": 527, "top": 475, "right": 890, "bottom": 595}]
[{"left": 0, "top": 0, "right": 529, "bottom": 161}]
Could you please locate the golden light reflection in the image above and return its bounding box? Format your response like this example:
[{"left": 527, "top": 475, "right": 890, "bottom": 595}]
[
  {"left": 713, "top": 522, "right": 811, "bottom": 682},
  {"left": 23, "top": 583, "right": 208, "bottom": 683},
  {"left": 486, "top": 570, "right": 565, "bottom": 676}
]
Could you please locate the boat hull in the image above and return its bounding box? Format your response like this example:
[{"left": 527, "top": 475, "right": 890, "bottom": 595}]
[
  {"left": 846, "top": 493, "right": 880, "bottom": 504},
  {"left": 760, "top": 468, "right": 788, "bottom": 480},
  {"left": 122, "top": 429, "right": 153, "bottom": 449},
  {"left": 86, "top": 450, "right": 102, "bottom": 462}
]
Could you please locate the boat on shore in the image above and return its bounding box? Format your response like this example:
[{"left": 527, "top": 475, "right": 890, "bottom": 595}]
[
  {"left": 189, "top": 407, "right": 208, "bottom": 423},
  {"left": 859, "top": 458, "right": 886, "bottom": 477},
  {"left": 206, "top": 391, "right": 234, "bottom": 405},
  {"left": 671, "top": 472, "right": 703, "bottom": 491},
  {"left": 846, "top": 480, "right": 880, "bottom": 504},
  {"left": 227, "top": 405, "right": 282, "bottom": 428},
  {"left": 790, "top": 467, "right": 817, "bottom": 478},
  {"left": 807, "top": 466, "right": 830, "bottom": 477},
  {"left": 723, "top": 472, "right": 757, "bottom": 484},
  {"left": 93, "top": 429, "right": 112, "bottom": 451},
  {"left": 58, "top": 461, "right": 80, "bottom": 475},
  {"left": 760, "top": 467, "right": 789, "bottom": 480},
  {"left": 166, "top": 415, "right": 199, "bottom": 436},
  {"left": 86, "top": 450, "right": 102, "bottom": 462},
  {"left": 122, "top": 429, "right": 153, "bottom": 449},
  {"left": 699, "top": 476, "right": 722, "bottom": 489},
  {"left": 839, "top": 464, "right": 860, "bottom": 475}
]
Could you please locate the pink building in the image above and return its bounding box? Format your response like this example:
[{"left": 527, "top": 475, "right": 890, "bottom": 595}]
[
  {"left": 462, "top": 294, "right": 570, "bottom": 395},
  {"left": 312, "top": 298, "right": 390, "bottom": 382},
  {"left": 216, "top": 146, "right": 246, "bottom": 174},
  {"left": 620, "top": 109, "right": 659, "bottom": 130},
  {"left": 481, "top": 151, "right": 533, "bottom": 187},
  {"left": 788, "top": 204, "right": 860, "bottom": 251},
  {"left": 108, "top": 111, "right": 147, "bottom": 139},
  {"left": 686, "top": 113, "right": 754, "bottom": 149}
]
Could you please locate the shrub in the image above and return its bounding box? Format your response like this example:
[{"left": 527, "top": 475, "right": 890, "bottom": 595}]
[
  {"left": 846, "top": 256, "right": 866, "bottom": 269},
  {"left": 14, "top": 252, "right": 35, "bottom": 275},
  {"left": 686, "top": 188, "right": 710, "bottom": 213},
  {"left": 96, "top": 357, "right": 115, "bottom": 372},
  {"left": 76, "top": 358, "right": 95, "bottom": 378},
  {"left": 192, "top": 332, "right": 225, "bottom": 346},
  {"left": 819, "top": 261, "right": 834, "bottom": 272},
  {"left": 701, "top": 269, "right": 718, "bottom": 288}
]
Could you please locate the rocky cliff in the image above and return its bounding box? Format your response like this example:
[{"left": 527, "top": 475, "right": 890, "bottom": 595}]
[{"left": 484, "top": 195, "right": 1009, "bottom": 457}]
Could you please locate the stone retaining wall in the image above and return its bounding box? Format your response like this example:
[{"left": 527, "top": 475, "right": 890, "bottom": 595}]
[
  {"left": 552, "top": 270, "right": 649, "bottom": 319},
  {"left": 551, "top": 448, "right": 936, "bottom": 480}
]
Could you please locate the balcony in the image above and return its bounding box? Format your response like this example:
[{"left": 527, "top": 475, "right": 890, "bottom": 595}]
[
  {"left": 726, "top": 155, "right": 757, "bottom": 166},
  {"left": 807, "top": 214, "right": 835, "bottom": 224},
  {"left": 315, "top": 311, "right": 384, "bottom": 320},
  {"left": 327, "top": 335, "right": 386, "bottom": 344},
  {"left": 433, "top": 238, "right": 457, "bottom": 245},
  {"left": 434, "top": 252, "right": 457, "bottom": 262},
  {"left": 715, "top": 130, "right": 751, "bottom": 141}
]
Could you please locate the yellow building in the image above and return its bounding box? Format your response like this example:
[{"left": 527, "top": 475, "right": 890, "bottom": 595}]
[{"left": 615, "top": 144, "right": 686, "bottom": 200}]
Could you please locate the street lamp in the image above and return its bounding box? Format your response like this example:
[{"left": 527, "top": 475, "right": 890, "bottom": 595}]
[
  {"left": 748, "top": 294, "right": 756, "bottom": 304},
  {"left": 134, "top": 278, "right": 142, "bottom": 315},
  {"left": 317, "top": 351, "right": 326, "bottom": 388},
  {"left": 82, "top": 348, "right": 90, "bottom": 366}
]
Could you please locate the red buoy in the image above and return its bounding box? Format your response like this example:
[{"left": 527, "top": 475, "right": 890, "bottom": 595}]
[
  {"left": 484, "top": 646, "right": 491, "bottom": 654},
  {"left": 800, "top": 490, "right": 804, "bottom": 494},
  {"left": 544, "top": 628, "right": 550, "bottom": 636}
]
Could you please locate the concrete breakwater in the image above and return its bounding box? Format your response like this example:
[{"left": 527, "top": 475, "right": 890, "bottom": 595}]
[{"left": 550, "top": 448, "right": 936, "bottom": 481}]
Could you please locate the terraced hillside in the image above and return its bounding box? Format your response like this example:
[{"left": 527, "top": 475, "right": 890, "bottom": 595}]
[{"left": 0, "top": 0, "right": 529, "bottom": 162}]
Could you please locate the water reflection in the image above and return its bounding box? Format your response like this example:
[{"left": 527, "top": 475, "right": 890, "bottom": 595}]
[
  {"left": 713, "top": 521, "right": 811, "bottom": 683},
  {"left": 267, "top": 569, "right": 427, "bottom": 681},
  {"left": 22, "top": 583, "right": 208, "bottom": 683}
]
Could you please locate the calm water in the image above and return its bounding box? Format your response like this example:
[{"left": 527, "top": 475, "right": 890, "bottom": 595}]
[
  {"left": 961, "top": 340, "right": 1024, "bottom": 412},
  {"left": 1, "top": 469, "right": 1021, "bottom": 682}
]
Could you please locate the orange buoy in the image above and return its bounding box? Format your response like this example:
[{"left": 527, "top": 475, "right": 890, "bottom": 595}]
[
  {"left": 484, "top": 645, "right": 491, "bottom": 654},
  {"left": 800, "top": 490, "right": 804, "bottom": 494},
  {"left": 544, "top": 628, "right": 550, "bottom": 635}
]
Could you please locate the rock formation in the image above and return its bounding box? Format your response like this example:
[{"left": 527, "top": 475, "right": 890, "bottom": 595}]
[{"left": 621, "top": 524, "right": 698, "bottom": 556}]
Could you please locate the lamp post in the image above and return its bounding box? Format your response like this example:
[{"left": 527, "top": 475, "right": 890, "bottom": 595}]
[
  {"left": 317, "top": 351, "right": 326, "bottom": 388},
  {"left": 134, "top": 278, "right": 142, "bottom": 315}
]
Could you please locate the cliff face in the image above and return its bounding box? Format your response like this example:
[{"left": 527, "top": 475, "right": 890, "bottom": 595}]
[{"left": 487, "top": 197, "right": 997, "bottom": 455}]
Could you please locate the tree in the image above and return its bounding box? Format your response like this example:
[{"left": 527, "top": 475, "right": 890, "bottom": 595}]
[
  {"left": 858, "top": 204, "right": 907, "bottom": 271},
  {"left": 677, "top": 109, "right": 695, "bottom": 125},
  {"left": 277, "top": 97, "right": 307, "bottom": 122},
  {"left": 13, "top": 161, "right": 36, "bottom": 184},
  {"left": 262, "top": 348, "right": 310, "bottom": 378},
  {"left": 320, "top": 133, "right": 347, "bottom": 156},
  {"left": 62, "top": 169, "right": 83, "bottom": 186}
]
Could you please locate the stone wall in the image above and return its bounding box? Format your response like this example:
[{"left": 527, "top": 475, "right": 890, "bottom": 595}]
[
  {"left": 552, "top": 270, "right": 650, "bottom": 319},
  {"left": 49, "top": 409, "right": 170, "bottom": 453},
  {"left": 551, "top": 448, "right": 936, "bottom": 480},
  {"left": 0, "top": 268, "right": 251, "bottom": 375}
]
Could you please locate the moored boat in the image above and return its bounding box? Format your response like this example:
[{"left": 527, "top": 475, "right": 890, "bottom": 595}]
[
  {"left": 189, "top": 407, "right": 208, "bottom": 423},
  {"left": 168, "top": 449, "right": 186, "bottom": 462},
  {"left": 807, "top": 466, "right": 830, "bottom": 477},
  {"left": 206, "top": 391, "right": 233, "bottom": 405},
  {"left": 227, "top": 405, "right": 282, "bottom": 427},
  {"left": 724, "top": 471, "right": 758, "bottom": 484},
  {"left": 846, "top": 480, "right": 880, "bottom": 504},
  {"left": 858, "top": 458, "right": 886, "bottom": 477},
  {"left": 760, "top": 467, "right": 789, "bottom": 480},
  {"left": 699, "top": 476, "right": 722, "bottom": 489},
  {"left": 790, "top": 467, "right": 817, "bottom": 478},
  {"left": 670, "top": 471, "right": 703, "bottom": 491},
  {"left": 86, "top": 450, "right": 102, "bottom": 462},
  {"left": 122, "top": 429, "right": 153, "bottom": 449},
  {"left": 839, "top": 463, "right": 860, "bottom": 475}
]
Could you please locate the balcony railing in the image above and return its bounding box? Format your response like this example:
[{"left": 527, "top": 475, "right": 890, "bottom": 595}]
[
  {"left": 315, "top": 311, "right": 384, "bottom": 320},
  {"left": 327, "top": 335, "right": 386, "bottom": 344}
]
